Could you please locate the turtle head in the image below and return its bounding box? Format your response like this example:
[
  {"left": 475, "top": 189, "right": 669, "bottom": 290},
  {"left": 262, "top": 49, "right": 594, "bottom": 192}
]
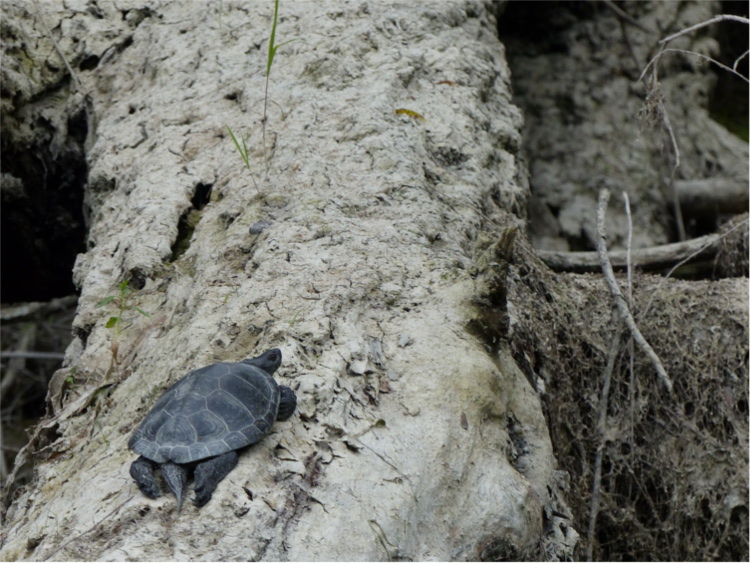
[{"left": 242, "top": 348, "right": 282, "bottom": 374}]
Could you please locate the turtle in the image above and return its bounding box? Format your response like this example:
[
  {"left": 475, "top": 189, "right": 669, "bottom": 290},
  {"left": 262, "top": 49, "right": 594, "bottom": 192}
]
[{"left": 128, "top": 348, "right": 296, "bottom": 509}]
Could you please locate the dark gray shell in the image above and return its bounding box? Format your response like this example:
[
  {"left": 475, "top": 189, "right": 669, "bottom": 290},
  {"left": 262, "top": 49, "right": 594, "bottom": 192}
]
[{"left": 129, "top": 362, "right": 281, "bottom": 464}]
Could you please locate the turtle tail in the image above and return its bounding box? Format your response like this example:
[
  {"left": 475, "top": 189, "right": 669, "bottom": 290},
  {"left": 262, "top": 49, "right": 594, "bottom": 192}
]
[{"left": 162, "top": 462, "right": 189, "bottom": 511}]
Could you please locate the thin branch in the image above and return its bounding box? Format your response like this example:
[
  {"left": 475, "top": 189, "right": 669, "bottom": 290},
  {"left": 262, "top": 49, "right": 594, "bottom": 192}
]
[
  {"left": 660, "top": 104, "right": 685, "bottom": 241},
  {"left": 623, "top": 192, "right": 634, "bottom": 304},
  {"left": 734, "top": 49, "right": 749, "bottom": 72},
  {"left": 586, "top": 318, "right": 623, "bottom": 561},
  {"left": 640, "top": 218, "right": 748, "bottom": 318},
  {"left": 1, "top": 351, "right": 66, "bottom": 360},
  {"left": 658, "top": 48, "right": 749, "bottom": 84},
  {"left": 602, "top": 0, "right": 647, "bottom": 31},
  {"left": 622, "top": 193, "right": 636, "bottom": 445},
  {"left": 33, "top": 0, "right": 81, "bottom": 91},
  {"left": 659, "top": 14, "right": 750, "bottom": 44},
  {"left": 596, "top": 189, "right": 673, "bottom": 393},
  {"left": 638, "top": 70, "right": 685, "bottom": 241},
  {"left": 623, "top": 192, "right": 637, "bottom": 459},
  {"left": 41, "top": 496, "right": 135, "bottom": 561},
  {"left": 637, "top": 14, "right": 750, "bottom": 243}
]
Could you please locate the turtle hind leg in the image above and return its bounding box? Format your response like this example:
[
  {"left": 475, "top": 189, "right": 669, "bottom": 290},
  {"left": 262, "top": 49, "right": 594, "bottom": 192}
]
[
  {"left": 130, "top": 456, "right": 162, "bottom": 499},
  {"left": 161, "top": 462, "right": 189, "bottom": 511},
  {"left": 192, "top": 451, "right": 239, "bottom": 508}
]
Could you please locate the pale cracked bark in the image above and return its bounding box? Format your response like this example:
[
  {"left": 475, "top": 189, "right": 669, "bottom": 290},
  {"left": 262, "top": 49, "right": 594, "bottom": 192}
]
[{"left": 2, "top": 1, "right": 575, "bottom": 560}]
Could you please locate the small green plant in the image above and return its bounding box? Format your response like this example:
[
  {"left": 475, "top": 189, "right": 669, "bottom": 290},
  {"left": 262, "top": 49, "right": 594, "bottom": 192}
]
[
  {"left": 226, "top": 0, "right": 295, "bottom": 178},
  {"left": 97, "top": 280, "right": 151, "bottom": 368},
  {"left": 263, "top": 0, "right": 296, "bottom": 143},
  {"left": 226, "top": 125, "right": 260, "bottom": 192},
  {"left": 226, "top": 125, "right": 251, "bottom": 171},
  {"left": 289, "top": 309, "right": 302, "bottom": 326},
  {"left": 64, "top": 366, "right": 78, "bottom": 389}
]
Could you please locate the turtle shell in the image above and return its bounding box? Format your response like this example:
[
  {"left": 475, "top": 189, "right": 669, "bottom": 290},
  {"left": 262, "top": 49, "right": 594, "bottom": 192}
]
[{"left": 129, "top": 362, "right": 281, "bottom": 464}]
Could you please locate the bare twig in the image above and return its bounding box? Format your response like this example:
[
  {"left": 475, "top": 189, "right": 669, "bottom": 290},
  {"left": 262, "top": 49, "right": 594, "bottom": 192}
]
[
  {"left": 661, "top": 106, "right": 685, "bottom": 241},
  {"left": 658, "top": 14, "right": 750, "bottom": 44},
  {"left": 639, "top": 15, "right": 750, "bottom": 85},
  {"left": 656, "top": 48, "right": 749, "bottom": 84},
  {"left": 622, "top": 193, "right": 636, "bottom": 443},
  {"left": 640, "top": 218, "right": 748, "bottom": 318},
  {"left": 602, "top": 0, "right": 647, "bottom": 31},
  {"left": 623, "top": 192, "right": 634, "bottom": 304},
  {"left": 596, "top": 189, "right": 673, "bottom": 393},
  {"left": 41, "top": 496, "right": 135, "bottom": 561},
  {"left": 733, "top": 49, "right": 750, "bottom": 72},
  {"left": 638, "top": 75, "right": 685, "bottom": 241},
  {"left": 0, "top": 427, "right": 7, "bottom": 480},
  {"left": 1, "top": 323, "right": 37, "bottom": 481},
  {"left": 586, "top": 318, "right": 623, "bottom": 561},
  {"left": 1, "top": 295, "right": 78, "bottom": 322},
  {"left": 1, "top": 351, "right": 66, "bottom": 360},
  {"left": 0, "top": 325, "right": 37, "bottom": 396},
  {"left": 33, "top": 1, "right": 81, "bottom": 90},
  {"left": 636, "top": 15, "right": 750, "bottom": 243}
]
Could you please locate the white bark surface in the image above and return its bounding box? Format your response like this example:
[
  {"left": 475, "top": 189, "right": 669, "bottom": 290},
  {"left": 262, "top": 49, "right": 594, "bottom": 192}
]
[{"left": 2, "top": 1, "right": 575, "bottom": 560}]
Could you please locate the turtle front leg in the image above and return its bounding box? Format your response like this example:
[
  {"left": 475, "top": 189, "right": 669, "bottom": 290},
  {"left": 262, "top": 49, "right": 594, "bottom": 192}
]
[
  {"left": 192, "top": 451, "right": 239, "bottom": 508},
  {"left": 130, "top": 456, "right": 161, "bottom": 499}
]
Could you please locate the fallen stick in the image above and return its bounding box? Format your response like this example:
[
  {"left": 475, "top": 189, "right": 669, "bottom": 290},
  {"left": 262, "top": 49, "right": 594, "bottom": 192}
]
[
  {"left": 675, "top": 177, "right": 749, "bottom": 215},
  {"left": 538, "top": 232, "right": 720, "bottom": 273}
]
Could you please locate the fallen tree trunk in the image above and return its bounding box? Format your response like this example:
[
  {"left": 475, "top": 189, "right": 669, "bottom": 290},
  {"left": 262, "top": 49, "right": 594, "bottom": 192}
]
[
  {"left": 0, "top": 2, "right": 574, "bottom": 560},
  {"left": 3, "top": 2, "right": 746, "bottom": 561}
]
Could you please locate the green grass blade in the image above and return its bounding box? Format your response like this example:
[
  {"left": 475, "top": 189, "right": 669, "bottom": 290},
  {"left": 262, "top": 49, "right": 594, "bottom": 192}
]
[
  {"left": 266, "top": 0, "right": 280, "bottom": 77},
  {"left": 226, "top": 125, "right": 251, "bottom": 170},
  {"left": 266, "top": 0, "right": 297, "bottom": 78},
  {"left": 97, "top": 296, "right": 116, "bottom": 307}
]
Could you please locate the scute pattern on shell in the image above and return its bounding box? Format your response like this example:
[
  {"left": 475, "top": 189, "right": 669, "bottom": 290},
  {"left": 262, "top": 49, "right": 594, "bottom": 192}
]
[{"left": 129, "top": 362, "right": 281, "bottom": 464}]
